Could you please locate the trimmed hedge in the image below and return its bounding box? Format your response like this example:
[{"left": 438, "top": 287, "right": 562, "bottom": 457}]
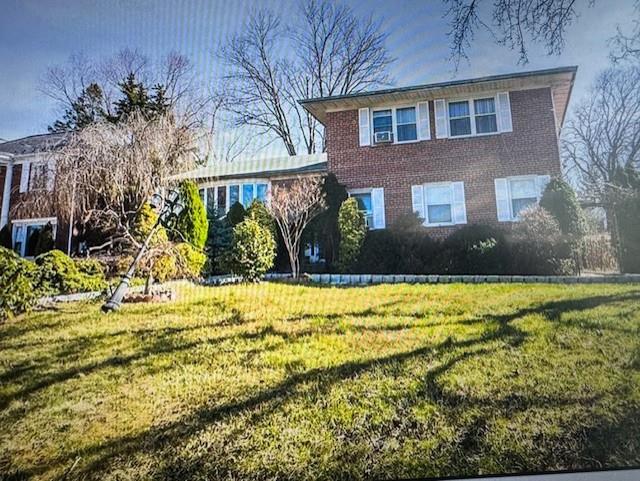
[
  {"left": 0, "top": 247, "right": 38, "bottom": 320},
  {"left": 34, "top": 250, "right": 108, "bottom": 295}
]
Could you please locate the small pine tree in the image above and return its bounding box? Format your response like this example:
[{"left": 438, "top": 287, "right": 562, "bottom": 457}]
[
  {"left": 33, "top": 222, "right": 55, "bottom": 256},
  {"left": 337, "top": 197, "right": 366, "bottom": 272},
  {"left": 206, "top": 215, "right": 234, "bottom": 274},
  {"left": 540, "top": 178, "right": 587, "bottom": 240},
  {"left": 0, "top": 225, "right": 12, "bottom": 249},
  {"left": 225, "top": 218, "right": 276, "bottom": 281},
  {"left": 246, "top": 200, "right": 277, "bottom": 239},
  {"left": 174, "top": 180, "right": 208, "bottom": 249},
  {"left": 227, "top": 202, "right": 246, "bottom": 226}
]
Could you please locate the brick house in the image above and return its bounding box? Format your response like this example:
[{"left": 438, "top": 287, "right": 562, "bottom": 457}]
[
  {"left": 300, "top": 66, "right": 576, "bottom": 236},
  {"left": 1, "top": 66, "right": 576, "bottom": 261}
]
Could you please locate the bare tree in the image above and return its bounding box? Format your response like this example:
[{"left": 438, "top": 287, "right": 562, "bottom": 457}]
[
  {"left": 610, "top": 0, "right": 640, "bottom": 63},
  {"left": 49, "top": 112, "right": 198, "bottom": 252},
  {"left": 219, "top": 0, "right": 393, "bottom": 155},
  {"left": 444, "top": 0, "right": 587, "bottom": 67},
  {"left": 563, "top": 65, "right": 640, "bottom": 201},
  {"left": 268, "top": 176, "right": 327, "bottom": 278}
]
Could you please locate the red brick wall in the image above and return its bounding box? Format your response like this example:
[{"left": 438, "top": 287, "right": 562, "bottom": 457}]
[{"left": 325, "top": 87, "right": 562, "bottom": 235}]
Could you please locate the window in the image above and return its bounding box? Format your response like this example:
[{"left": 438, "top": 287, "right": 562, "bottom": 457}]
[
  {"left": 372, "top": 109, "right": 392, "bottom": 138},
  {"left": 425, "top": 184, "right": 453, "bottom": 224},
  {"left": 509, "top": 177, "right": 538, "bottom": 218},
  {"left": 29, "top": 162, "right": 48, "bottom": 190},
  {"left": 217, "top": 186, "right": 226, "bottom": 214},
  {"left": 474, "top": 98, "right": 497, "bottom": 134},
  {"left": 448, "top": 97, "right": 499, "bottom": 137},
  {"left": 395, "top": 107, "right": 417, "bottom": 142},
  {"left": 206, "top": 187, "right": 216, "bottom": 217},
  {"left": 256, "top": 183, "right": 268, "bottom": 202},
  {"left": 229, "top": 185, "right": 240, "bottom": 206},
  {"left": 242, "top": 184, "right": 254, "bottom": 207},
  {"left": 352, "top": 192, "right": 374, "bottom": 228},
  {"left": 12, "top": 219, "right": 57, "bottom": 257},
  {"left": 448, "top": 101, "right": 471, "bottom": 136}
]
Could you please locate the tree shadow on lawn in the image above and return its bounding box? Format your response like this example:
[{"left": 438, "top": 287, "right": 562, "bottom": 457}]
[{"left": 8, "top": 290, "right": 640, "bottom": 479}]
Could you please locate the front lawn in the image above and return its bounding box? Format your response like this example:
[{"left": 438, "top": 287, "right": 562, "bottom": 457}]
[{"left": 1, "top": 282, "right": 639, "bottom": 480}]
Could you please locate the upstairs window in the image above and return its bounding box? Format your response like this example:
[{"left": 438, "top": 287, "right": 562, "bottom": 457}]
[
  {"left": 474, "top": 98, "right": 497, "bottom": 134},
  {"left": 372, "top": 110, "right": 393, "bottom": 139},
  {"left": 395, "top": 107, "right": 417, "bottom": 142},
  {"left": 448, "top": 101, "right": 471, "bottom": 136}
]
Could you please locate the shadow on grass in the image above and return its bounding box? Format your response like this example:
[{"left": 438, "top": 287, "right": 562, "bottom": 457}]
[{"left": 5, "top": 289, "right": 640, "bottom": 479}]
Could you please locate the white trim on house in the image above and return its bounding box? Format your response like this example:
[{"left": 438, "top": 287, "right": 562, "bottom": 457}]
[
  {"left": 367, "top": 103, "right": 427, "bottom": 146},
  {"left": 412, "top": 181, "right": 467, "bottom": 227},
  {"left": 199, "top": 180, "right": 270, "bottom": 215},
  {"left": 1, "top": 160, "right": 13, "bottom": 228},
  {"left": 445, "top": 93, "right": 507, "bottom": 139}
]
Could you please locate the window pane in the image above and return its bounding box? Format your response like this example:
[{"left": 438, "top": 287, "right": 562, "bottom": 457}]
[
  {"left": 396, "top": 107, "right": 416, "bottom": 124},
  {"left": 397, "top": 124, "right": 417, "bottom": 142},
  {"left": 25, "top": 225, "right": 42, "bottom": 257},
  {"left": 510, "top": 179, "right": 537, "bottom": 198},
  {"left": 474, "top": 98, "right": 495, "bottom": 115},
  {"left": 448, "top": 101, "right": 469, "bottom": 118},
  {"left": 450, "top": 117, "right": 471, "bottom": 136},
  {"left": 206, "top": 187, "right": 216, "bottom": 217},
  {"left": 428, "top": 204, "right": 452, "bottom": 224},
  {"left": 426, "top": 185, "right": 452, "bottom": 205},
  {"left": 475, "top": 114, "right": 497, "bottom": 134},
  {"left": 217, "top": 186, "right": 226, "bottom": 214},
  {"left": 353, "top": 193, "right": 372, "bottom": 213},
  {"left": 229, "top": 185, "right": 239, "bottom": 206},
  {"left": 372, "top": 110, "right": 392, "bottom": 133},
  {"left": 256, "top": 183, "right": 268, "bottom": 202},
  {"left": 199, "top": 189, "right": 205, "bottom": 204},
  {"left": 242, "top": 184, "right": 254, "bottom": 207},
  {"left": 512, "top": 197, "right": 537, "bottom": 217}
]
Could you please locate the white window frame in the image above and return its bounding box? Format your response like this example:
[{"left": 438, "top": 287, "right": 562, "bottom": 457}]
[
  {"left": 200, "top": 180, "right": 270, "bottom": 215},
  {"left": 371, "top": 104, "right": 420, "bottom": 145},
  {"left": 447, "top": 94, "right": 499, "bottom": 138},
  {"left": 347, "top": 188, "right": 375, "bottom": 229},
  {"left": 506, "top": 175, "right": 541, "bottom": 221},
  {"left": 11, "top": 217, "right": 58, "bottom": 258},
  {"left": 423, "top": 182, "right": 456, "bottom": 227}
]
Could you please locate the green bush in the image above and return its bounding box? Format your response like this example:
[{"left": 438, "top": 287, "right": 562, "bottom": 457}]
[
  {"left": 510, "top": 206, "right": 574, "bottom": 275},
  {"left": 246, "top": 200, "right": 277, "bottom": 239},
  {"left": 151, "top": 253, "right": 178, "bottom": 283},
  {"left": 206, "top": 215, "right": 234, "bottom": 275},
  {"left": 0, "top": 247, "right": 38, "bottom": 320},
  {"left": 227, "top": 202, "right": 246, "bottom": 226},
  {"left": 0, "top": 225, "right": 12, "bottom": 249},
  {"left": 175, "top": 243, "right": 207, "bottom": 280},
  {"left": 34, "top": 250, "right": 107, "bottom": 295},
  {"left": 33, "top": 222, "right": 55, "bottom": 256},
  {"left": 616, "top": 191, "right": 640, "bottom": 273},
  {"left": 540, "top": 178, "right": 587, "bottom": 239},
  {"left": 132, "top": 203, "right": 169, "bottom": 245},
  {"left": 225, "top": 218, "right": 276, "bottom": 281},
  {"left": 75, "top": 258, "right": 106, "bottom": 277},
  {"left": 441, "top": 224, "right": 509, "bottom": 274},
  {"left": 174, "top": 180, "right": 208, "bottom": 249},
  {"left": 337, "top": 198, "right": 366, "bottom": 272}
]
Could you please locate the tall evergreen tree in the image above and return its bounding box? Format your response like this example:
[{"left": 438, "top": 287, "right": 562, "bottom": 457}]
[{"left": 48, "top": 83, "right": 106, "bottom": 132}]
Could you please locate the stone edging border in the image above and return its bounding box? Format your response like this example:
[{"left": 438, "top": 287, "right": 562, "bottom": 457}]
[{"left": 308, "top": 273, "right": 640, "bottom": 285}]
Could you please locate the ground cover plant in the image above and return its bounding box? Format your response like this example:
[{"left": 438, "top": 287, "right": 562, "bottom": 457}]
[{"left": 1, "top": 282, "right": 639, "bottom": 480}]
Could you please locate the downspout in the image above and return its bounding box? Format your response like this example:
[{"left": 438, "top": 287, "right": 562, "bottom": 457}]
[{"left": 0, "top": 155, "right": 13, "bottom": 229}]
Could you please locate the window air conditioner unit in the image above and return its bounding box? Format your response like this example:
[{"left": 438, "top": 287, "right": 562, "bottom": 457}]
[{"left": 374, "top": 131, "right": 392, "bottom": 143}]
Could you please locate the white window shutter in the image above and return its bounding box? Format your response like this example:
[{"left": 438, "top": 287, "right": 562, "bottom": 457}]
[
  {"left": 417, "top": 102, "right": 431, "bottom": 140},
  {"left": 497, "top": 92, "right": 513, "bottom": 132},
  {"left": 452, "top": 182, "right": 467, "bottom": 224},
  {"left": 45, "top": 159, "right": 56, "bottom": 191},
  {"left": 19, "top": 162, "right": 31, "bottom": 193},
  {"left": 358, "top": 108, "right": 371, "bottom": 146},
  {"left": 536, "top": 175, "right": 551, "bottom": 198},
  {"left": 371, "top": 187, "right": 385, "bottom": 229},
  {"left": 411, "top": 185, "right": 425, "bottom": 223},
  {"left": 495, "top": 178, "right": 511, "bottom": 221},
  {"left": 434, "top": 99, "right": 448, "bottom": 139}
]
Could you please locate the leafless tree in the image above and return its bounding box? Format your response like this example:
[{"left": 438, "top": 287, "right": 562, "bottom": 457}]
[
  {"left": 563, "top": 65, "right": 640, "bottom": 201},
  {"left": 610, "top": 0, "right": 640, "bottom": 63},
  {"left": 268, "top": 176, "right": 327, "bottom": 278},
  {"left": 219, "top": 0, "right": 393, "bottom": 155},
  {"left": 46, "top": 112, "right": 197, "bottom": 252},
  {"left": 444, "top": 0, "right": 588, "bottom": 67}
]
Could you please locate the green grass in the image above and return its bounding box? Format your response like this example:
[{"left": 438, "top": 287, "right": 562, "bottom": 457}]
[{"left": 1, "top": 282, "right": 639, "bottom": 480}]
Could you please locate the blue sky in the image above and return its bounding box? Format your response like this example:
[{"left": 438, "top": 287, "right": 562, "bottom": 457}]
[{"left": 0, "top": 0, "right": 636, "bottom": 156}]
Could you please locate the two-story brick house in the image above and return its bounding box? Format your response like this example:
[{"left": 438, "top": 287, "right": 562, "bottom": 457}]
[{"left": 300, "top": 66, "right": 576, "bottom": 235}]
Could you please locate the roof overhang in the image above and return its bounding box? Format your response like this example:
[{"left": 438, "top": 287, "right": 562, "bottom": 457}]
[{"left": 300, "top": 66, "right": 577, "bottom": 129}]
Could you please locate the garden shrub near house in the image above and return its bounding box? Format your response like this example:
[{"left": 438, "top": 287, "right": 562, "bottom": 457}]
[
  {"left": 206, "top": 215, "right": 234, "bottom": 275},
  {"left": 227, "top": 201, "right": 246, "bottom": 226},
  {"left": 337, "top": 197, "right": 366, "bottom": 272},
  {"left": 616, "top": 191, "right": 640, "bottom": 273},
  {"left": 0, "top": 246, "right": 38, "bottom": 320},
  {"left": 246, "top": 200, "right": 277, "bottom": 239},
  {"left": 33, "top": 222, "right": 55, "bottom": 257},
  {"left": 540, "top": 178, "right": 587, "bottom": 239},
  {"left": 224, "top": 218, "right": 276, "bottom": 281},
  {"left": 441, "top": 224, "right": 509, "bottom": 274},
  {"left": 175, "top": 242, "right": 207, "bottom": 280},
  {"left": 34, "top": 250, "right": 107, "bottom": 295},
  {"left": 174, "top": 180, "right": 208, "bottom": 249}
]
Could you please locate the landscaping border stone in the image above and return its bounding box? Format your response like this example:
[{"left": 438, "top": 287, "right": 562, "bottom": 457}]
[{"left": 308, "top": 273, "right": 640, "bottom": 285}]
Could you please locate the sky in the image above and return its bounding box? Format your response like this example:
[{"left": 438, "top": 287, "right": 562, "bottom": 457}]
[{"left": 0, "top": 0, "right": 637, "bottom": 157}]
